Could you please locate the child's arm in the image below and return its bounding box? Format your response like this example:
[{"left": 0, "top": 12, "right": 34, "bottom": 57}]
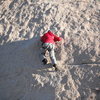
[{"left": 54, "top": 35, "right": 62, "bottom": 42}]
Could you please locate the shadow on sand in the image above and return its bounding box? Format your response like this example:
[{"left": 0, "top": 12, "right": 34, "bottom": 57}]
[{"left": 0, "top": 36, "right": 56, "bottom": 100}]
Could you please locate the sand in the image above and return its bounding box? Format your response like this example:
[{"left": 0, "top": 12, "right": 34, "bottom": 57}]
[{"left": 0, "top": 0, "right": 100, "bottom": 100}]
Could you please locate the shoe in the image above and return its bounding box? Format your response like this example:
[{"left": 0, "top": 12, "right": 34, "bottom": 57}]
[
  {"left": 53, "top": 64, "right": 58, "bottom": 71},
  {"left": 42, "top": 59, "right": 47, "bottom": 65}
]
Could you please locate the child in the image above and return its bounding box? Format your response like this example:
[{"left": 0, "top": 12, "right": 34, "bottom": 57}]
[{"left": 40, "top": 30, "right": 62, "bottom": 71}]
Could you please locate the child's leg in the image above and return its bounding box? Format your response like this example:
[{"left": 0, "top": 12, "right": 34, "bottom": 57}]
[
  {"left": 49, "top": 49, "right": 57, "bottom": 65},
  {"left": 40, "top": 47, "right": 47, "bottom": 60},
  {"left": 48, "top": 44, "right": 57, "bottom": 65},
  {"left": 49, "top": 45, "right": 58, "bottom": 71},
  {"left": 40, "top": 43, "right": 48, "bottom": 64}
]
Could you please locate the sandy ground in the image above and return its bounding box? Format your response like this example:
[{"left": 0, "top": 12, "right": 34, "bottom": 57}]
[{"left": 0, "top": 0, "right": 100, "bottom": 100}]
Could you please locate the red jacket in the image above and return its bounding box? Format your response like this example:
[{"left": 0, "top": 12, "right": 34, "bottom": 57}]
[{"left": 41, "top": 31, "right": 62, "bottom": 44}]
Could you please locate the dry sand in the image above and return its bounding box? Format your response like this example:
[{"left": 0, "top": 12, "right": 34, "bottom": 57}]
[{"left": 0, "top": 0, "right": 100, "bottom": 100}]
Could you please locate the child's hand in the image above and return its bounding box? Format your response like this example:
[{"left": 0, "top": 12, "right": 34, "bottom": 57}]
[
  {"left": 55, "top": 38, "right": 64, "bottom": 48},
  {"left": 61, "top": 38, "right": 64, "bottom": 44}
]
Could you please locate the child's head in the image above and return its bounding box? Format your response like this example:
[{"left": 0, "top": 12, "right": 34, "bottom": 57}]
[{"left": 48, "top": 30, "right": 51, "bottom": 32}]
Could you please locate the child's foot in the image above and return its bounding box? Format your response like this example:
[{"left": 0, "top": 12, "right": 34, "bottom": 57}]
[
  {"left": 42, "top": 58, "right": 47, "bottom": 65},
  {"left": 53, "top": 64, "right": 58, "bottom": 71}
]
